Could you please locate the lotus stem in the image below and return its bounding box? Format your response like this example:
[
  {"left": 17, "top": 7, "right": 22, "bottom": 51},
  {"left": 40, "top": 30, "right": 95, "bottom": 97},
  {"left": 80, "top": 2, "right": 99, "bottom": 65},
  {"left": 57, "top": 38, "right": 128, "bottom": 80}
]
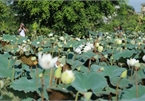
[
  {"left": 75, "top": 92, "right": 79, "bottom": 101},
  {"left": 8, "top": 59, "right": 10, "bottom": 68},
  {"left": 88, "top": 58, "right": 91, "bottom": 71},
  {"left": 36, "top": 65, "right": 38, "bottom": 87},
  {"left": 135, "top": 68, "right": 138, "bottom": 98},
  {"left": 41, "top": 70, "right": 45, "bottom": 101},
  {"left": 116, "top": 78, "right": 121, "bottom": 101},
  {"left": 12, "top": 66, "right": 15, "bottom": 81},
  {"left": 49, "top": 68, "right": 53, "bottom": 87},
  {"left": 130, "top": 67, "right": 133, "bottom": 81}
]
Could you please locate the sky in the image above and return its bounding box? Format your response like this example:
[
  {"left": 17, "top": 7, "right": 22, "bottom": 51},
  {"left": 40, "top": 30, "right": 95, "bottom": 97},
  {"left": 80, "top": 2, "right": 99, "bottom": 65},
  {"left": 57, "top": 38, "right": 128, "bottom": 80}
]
[{"left": 128, "top": 0, "right": 145, "bottom": 12}]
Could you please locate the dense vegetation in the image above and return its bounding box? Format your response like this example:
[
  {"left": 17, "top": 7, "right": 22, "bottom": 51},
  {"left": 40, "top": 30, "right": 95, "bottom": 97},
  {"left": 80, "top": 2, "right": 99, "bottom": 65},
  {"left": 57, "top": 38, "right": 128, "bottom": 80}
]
[
  {"left": 0, "top": 0, "right": 145, "bottom": 36},
  {"left": 1, "top": 0, "right": 145, "bottom": 100}
]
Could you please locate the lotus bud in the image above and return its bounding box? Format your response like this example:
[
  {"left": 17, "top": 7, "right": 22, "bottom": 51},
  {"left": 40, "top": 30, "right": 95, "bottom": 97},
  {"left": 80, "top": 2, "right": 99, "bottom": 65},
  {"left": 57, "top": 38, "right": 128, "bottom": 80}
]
[
  {"left": 100, "top": 67, "right": 104, "bottom": 71},
  {"left": 116, "top": 39, "right": 122, "bottom": 45},
  {"left": 134, "top": 63, "right": 140, "bottom": 70},
  {"left": 54, "top": 67, "right": 62, "bottom": 79},
  {"left": 142, "top": 55, "right": 145, "bottom": 62},
  {"left": 95, "top": 43, "right": 99, "bottom": 47},
  {"left": 61, "top": 70, "right": 75, "bottom": 84},
  {"left": 84, "top": 92, "right": 92, "bottom": 101},
  {"left": 104, "top": 54, "right": 108, "bottom": 58},
  {"left": 98, "top": 46, "right": 103, "bottom": 52},
  {"left": 77, "top": 67, "right": 81, "bottom": 71},
  {"left": 120, "top": 70, "right": 127, "bottom": 79},
  {"left": 39, "top": 73, "right": 43, "bottom": 78}
]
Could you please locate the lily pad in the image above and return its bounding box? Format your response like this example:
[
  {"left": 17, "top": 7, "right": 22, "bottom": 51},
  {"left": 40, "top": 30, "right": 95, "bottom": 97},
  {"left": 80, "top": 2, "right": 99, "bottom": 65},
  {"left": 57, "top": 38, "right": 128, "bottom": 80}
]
[
  {"left": 119, "top": 85, "right": 145, "bottom": 100},
  {"left": 71, "top": 71, "right": 107, "bottom": 93}
]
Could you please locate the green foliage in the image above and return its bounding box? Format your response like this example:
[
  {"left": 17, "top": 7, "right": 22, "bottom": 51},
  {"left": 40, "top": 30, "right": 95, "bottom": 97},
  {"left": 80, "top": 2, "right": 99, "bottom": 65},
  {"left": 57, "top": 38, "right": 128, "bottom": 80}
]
[
  {"left": 0, "top": 1, "right": 17, "bottom": 34},
  {"left": 13, "top": 0, "right": 118, "bottom": 35}
]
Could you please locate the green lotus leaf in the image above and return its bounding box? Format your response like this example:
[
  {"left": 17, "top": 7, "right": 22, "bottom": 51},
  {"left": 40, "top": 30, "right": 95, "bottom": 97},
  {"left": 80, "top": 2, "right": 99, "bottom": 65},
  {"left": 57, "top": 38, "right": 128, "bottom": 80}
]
[
  {"left": 17, "top": 37, "right": 28, "bottom": 44},
  {"left": 0, "top": 54, "right": 14, "bottom": 79},
  {"left": 71, "top": 71, "right": 107, "bottom": 93},
  {"left": 66, "top": 59, "right": 75, "bottom": 65},
  {"left": 71, "top": 60, "right": 83, "bottom": 70},
  {"left": 98, "top": 66, "right": 126, "bottom": 79},
  {"left": 10, "top": 71, "right": 49, "bottom": 100},
  {"left": 79, "top": 65, "right": 90, "bottom": 73},
  {"left": 66, "top": 40, "right": 78, "bottom": 48},
  {"left": 81, "top": 51, "right": 96, "bottom": 60},
  {"left": 126, "top": 44, "right": 136, "bottom": 49},
  {"left": 2, "top": 34, "right": 16, "bottom": 42},
  {"left": 110, "top": 77, "right": 130, "bottom": 88},
  {"left": 90, "top": 64, "right": 103, "bottom": 72},
  {"left": 119, "top": 85, "right": 145, "bottom": 100},
  {"left": 58, "top": 56, "right": 66, "bottom": 65},
  {"left": 10, "top": 77, "right": 41, "bottom": 92},
  {"left": 126, "top": 94, "right": 145, "bottom": 101},
  {"left": 42, "top": 48, "right": 51, "bottom": 53},
  {"left": 22, "top": 97, "right": 34, "bottom": 101},
  {"left": 113, "top": 49, "right": 136, "bottom": 61}
]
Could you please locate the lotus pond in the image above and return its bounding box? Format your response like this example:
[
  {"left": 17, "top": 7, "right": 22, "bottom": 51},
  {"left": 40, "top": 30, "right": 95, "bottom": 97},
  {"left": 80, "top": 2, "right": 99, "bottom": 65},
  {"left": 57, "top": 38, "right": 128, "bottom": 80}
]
[{"left": 0, "top": 31, "right": 145, "bottom": 101}]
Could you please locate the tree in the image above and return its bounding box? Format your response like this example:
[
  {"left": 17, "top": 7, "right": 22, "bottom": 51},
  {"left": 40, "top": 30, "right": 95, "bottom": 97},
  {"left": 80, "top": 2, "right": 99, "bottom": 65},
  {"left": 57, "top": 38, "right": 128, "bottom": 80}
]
[
  {"left": 0, "top": 0, "right": 16, "bottom": 34},
  {"left": 12, "top": 0, "right": 120, "bottom": 35}
]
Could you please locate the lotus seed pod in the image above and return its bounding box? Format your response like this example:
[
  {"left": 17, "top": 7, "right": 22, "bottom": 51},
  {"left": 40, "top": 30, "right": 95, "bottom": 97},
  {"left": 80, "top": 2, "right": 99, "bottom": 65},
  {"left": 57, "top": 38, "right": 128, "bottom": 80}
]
[
  {"left": 84, "top": 92, "right": 92, "bottom": 101},
  {"left": 54, "top": 67, "right": 62, "bottom": 79},
  {"left": 31, "top": 56, "right": 36, "bottom": 61},
  {"left": 120, "top": 70, "right": 127, "bottom": 79},
  {"left": 61, "top": 70, "right": 75, "bottom": 84}
]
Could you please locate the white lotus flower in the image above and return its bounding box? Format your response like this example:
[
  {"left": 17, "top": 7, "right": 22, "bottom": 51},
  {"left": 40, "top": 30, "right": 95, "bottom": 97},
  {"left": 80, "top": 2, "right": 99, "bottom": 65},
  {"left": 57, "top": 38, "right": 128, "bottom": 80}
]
[
  {"left": 48, "top": 33, "right": 53, "bottom": 37},
  {"left": 38, "top": 52, "right": 58, "bottom": 69},
  {"left": 83, "top": 45, "right": 92, "bottom": 52},
  {"left": 64, "top": 40, "right": 67, "bottom": 45},
  {"left": 61, "top": 70, "right": 75, "bottom": 84},
  {"left": 78, "top": 44, "right": 84, "bottom": 50},
  {"left": 59, "top": 36, "right": 65, "bottom": 41},
  {"left": 73, "top": 47, "right": 82, "bottom": 54},
  {"left": 107, "top": 36, "right": 111, "bottom": 39},
  {"left": 105, "top": 32, "right": 109, "bottom": 35},
  {"left": 75, "top": 37, "right": 81, "bottom": 41},
  {"left": 86, "top": 42, "right": 94, "bottom": 49},
  {"left": 127, "top": 58, "right": 139, "bottom": 67},
  {"left": 142, "top": 55, "right": 145, "bottom": 62},
  {"left": 37, "top": 41, "right": 40, "bottom": 44}
]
